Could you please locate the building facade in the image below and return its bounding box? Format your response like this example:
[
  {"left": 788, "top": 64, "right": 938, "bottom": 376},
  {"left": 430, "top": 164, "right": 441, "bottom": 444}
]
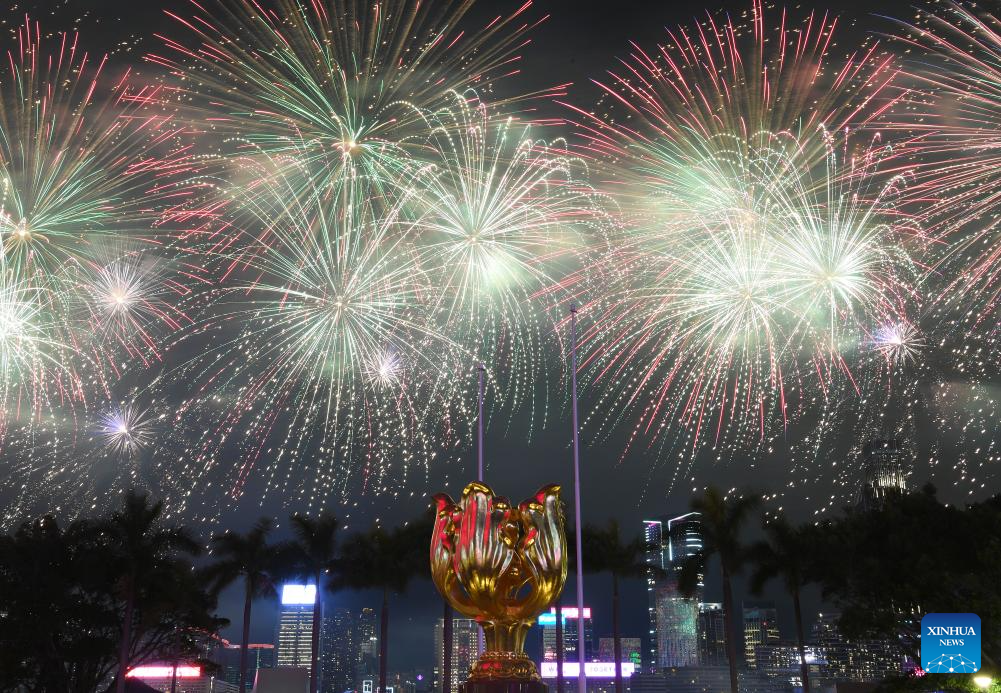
[
  {"left": 743, "top": 601, "right": 781, "bottom": 668},
  {"left": 276, "top": 585, "right": 315, "bottom": 673},
  {"left": 598, "top": 637, "right": 642, "bottom": 666},
  {"left": 434, "top": 618, "right": 482, "bottom": 693},
  {"left": 321, "top": 607, "right": 358, "bottom": 693},
  {"left": 644, "top": 514, "right": 703, "bottom": 669},
  {"left": 357, "top": 607, "right": 379, "bottom": 690},
  {"left": 697, "top": 603, "right": 727, "bottom": 666},
  {"left": 811, "top": 611, "right": 905, "bottom": 682},
  {"left": 858, "top": 439, "right": 909, "bottom": 510},
  {"left": 540, "top": 606, "right": 594, "bottom": 661}
]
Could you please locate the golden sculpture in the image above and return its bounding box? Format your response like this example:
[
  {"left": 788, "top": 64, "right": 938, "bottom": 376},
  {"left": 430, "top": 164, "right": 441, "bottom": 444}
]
[{"left": 431, "top": 482, "right": 567, "bottom": 685}]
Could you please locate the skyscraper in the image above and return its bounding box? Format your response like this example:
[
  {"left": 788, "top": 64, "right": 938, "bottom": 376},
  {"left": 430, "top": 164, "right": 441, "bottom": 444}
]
[
  {"left": 434, "top": 618, "right": 482, "bottom": 693},
  {"left": 644, "top": 520, "right": 666, "bottom": 669},
  {"left": 321, "top": 608, "right": 357, "bottom": 693},
  {"left": 858, "top": 439, "right": 909, "bottom": 510},
  {"left": 539, "top": 607, "right": 594, "bottom": 661},
  {"left": 357, "top": 607, "right": 378, "bottom": 689},
  {"left": 697, "top": 602, "right": 727, "bottom": 666},
  {"left": 276, "top": 585, "right": 315, "bottom": 673},
  {"left": 644, "top": 513, "right": 704, "bottom": 669},
  {"left": 742, "top": 601, "right": 780, "bottom": 668}
]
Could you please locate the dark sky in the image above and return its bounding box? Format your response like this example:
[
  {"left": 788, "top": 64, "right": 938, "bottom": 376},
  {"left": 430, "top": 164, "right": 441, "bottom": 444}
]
[{"left": 6, "top": 0, "right": 989, "bottom": 673}]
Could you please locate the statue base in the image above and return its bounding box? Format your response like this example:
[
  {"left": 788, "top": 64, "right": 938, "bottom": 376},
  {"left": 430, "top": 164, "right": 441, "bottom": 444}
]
[
  {"left": 460, "top": 682, "right": 548, "bottom": 693},
  {"left": 460, "top": 651, "right": 547, "bottom": 693}
]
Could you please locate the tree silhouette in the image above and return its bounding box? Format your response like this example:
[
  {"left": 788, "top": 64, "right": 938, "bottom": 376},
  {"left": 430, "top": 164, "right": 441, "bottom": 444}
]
[
  {"left": 203, "top": 518, "right": 283, "bottom": 693},
  {"left": 679, "top": 487, "right": 760, "bottom": 693},
  {"left": 98, "top": 491, "right": 201, "bottom": 693},
  {"left": 0, "top": 498, "right": 220, "bottom": 693},
  {"left": 581, "top": 521, "right": 651, "bottom": 693},
  {"left": 748, "top": 517, "right": 813, "bottom": 693},
  {"left": 334, "top": 519, "right": 428, "bottom": 693},
  {"left": 288, "top": 513, "right": 340, "bottom": 693}
]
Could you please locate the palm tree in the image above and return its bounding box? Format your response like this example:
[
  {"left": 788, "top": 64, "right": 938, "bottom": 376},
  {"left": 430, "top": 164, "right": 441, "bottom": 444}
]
[
  {"left": 334, "top": 522, "right": 426, "bottom": 693},
  {"left": 100, "top": 490, "right": 201, "bottom": 693},
  {"left": 580, "top": 521, "right": 651, "bottom": 693},
  {"left": 288, "top": 513, "right": 340, "bottom": 693},
  {"left": 203, "top": 518, "right": 282, "bottom": 693},
  {"left": 442, "top": 601, "right": 453, "bottom": 693},
  {"left": 748, "top": 517, "right": 812, "bottom": 693},
  {"left": 679, "top": 486, "right": 761, "bottom": 693},
  {"left": 554, "top": 600, "right": 564, "bottom": 693}
]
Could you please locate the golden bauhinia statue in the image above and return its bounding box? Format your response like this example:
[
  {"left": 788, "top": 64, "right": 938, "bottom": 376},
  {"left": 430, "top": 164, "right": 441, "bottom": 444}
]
[{"left": 430, "top": 482, "right": 567, "bottom": 691}]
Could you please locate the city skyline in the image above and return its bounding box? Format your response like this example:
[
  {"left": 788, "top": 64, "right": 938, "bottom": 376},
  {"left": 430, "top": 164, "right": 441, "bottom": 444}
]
[{"left": 0, "top": 0, "right": 998, "bottom": 690}]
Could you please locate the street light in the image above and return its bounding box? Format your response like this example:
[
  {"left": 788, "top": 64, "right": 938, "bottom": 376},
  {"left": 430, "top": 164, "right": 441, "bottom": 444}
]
[{"left": 974, "top": 675, "right": 993, "bottom": 689}]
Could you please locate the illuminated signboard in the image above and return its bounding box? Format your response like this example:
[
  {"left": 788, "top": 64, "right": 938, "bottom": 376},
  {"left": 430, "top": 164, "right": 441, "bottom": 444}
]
[
  {"left": 539, "top": 662, "right": 635, "bottom": 678},
  {"left": 127, "top": 666, "right": 201, "bottom": 678},
  {"left": 538, "top": 607, "right": 592, "bottom": 625},
  {"left": 281, "top": 584, "right": 317, "bottom": 605}
]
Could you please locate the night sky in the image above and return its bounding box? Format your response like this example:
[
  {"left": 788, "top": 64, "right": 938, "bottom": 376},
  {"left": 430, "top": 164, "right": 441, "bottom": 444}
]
[{"left": 3, "top": 0, "right": 989, "bottom": 672}]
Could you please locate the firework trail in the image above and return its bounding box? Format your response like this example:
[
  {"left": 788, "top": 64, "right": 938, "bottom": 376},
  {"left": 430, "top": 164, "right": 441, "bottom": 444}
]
[
  {"left": 883, "top": 2, "right": 1001, "bottom": 317},
  {"left": 413, "top": 91, "right": 604, "bottom": 424},
  {"left": 0, "top": 18, "right": 194, "bottom": 524},
  {"left": 154, "top": 89, "right": 604, "bottom": 514},
  {"left": 150, "top": 146, "right": 465, "bottom": 513},
  {"left": 561, "top": 3, "right": 922, "bottom": 487},
  {"left": 150, "top": 0, "right": 548, "bottom": 192},
  {"left": 0, "top": 18, "right": 192, "bottom": 387}
]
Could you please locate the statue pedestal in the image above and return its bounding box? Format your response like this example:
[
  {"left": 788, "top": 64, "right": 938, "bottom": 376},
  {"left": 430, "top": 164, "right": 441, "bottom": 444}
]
[{"left": 460, "top": 682, "right": 548, "bottom": 693}]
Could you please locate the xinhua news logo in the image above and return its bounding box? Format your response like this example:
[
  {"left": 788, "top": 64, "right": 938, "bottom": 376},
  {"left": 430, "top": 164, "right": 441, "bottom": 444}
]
[{"left": 921, "top": 613, "right": 981, "bottom": 673}]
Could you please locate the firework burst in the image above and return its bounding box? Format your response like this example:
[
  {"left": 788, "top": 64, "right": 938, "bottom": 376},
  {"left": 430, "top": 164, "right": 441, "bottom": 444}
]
[
  {"left": 885, "top": 2, "right": 1001, "bottom": 316},
  {"left": 151, "top": 0, "right": 547, "bottom": 191},
  {"left": 0, "top": 18, "right": 198, "bottom": 526},
  {"left": 871, "top": 321, "right": 925, "bottom": 364},
  {"left": 99, "top": 403, "right": 156, "bottom": 457},
  {"left": 413, "top": 91, "right": 603, "bottom": 416},
  {"left": 150, "top": 87, "right": 607, "bottom": 512},
  {"left": 153, "top": 148, "right": 470, "bottom": 511},
  {"left": 0, "top": 19, "right": 190, "bottom": 396},
  {"left": 565, "top": 3, "right": 919, "bottom": 478}
]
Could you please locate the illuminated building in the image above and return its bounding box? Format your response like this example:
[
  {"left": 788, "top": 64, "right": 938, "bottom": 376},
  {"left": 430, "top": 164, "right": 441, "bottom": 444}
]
[
  {"left": 697, "top": 603, "right": 726, "bottom": 666},
  {"left": 628, "top": 666, "right": 794, "bottom": 693},
  {"left": 539, "top": 606, "right": 594, "bottom": 661},
  {"left": 321, "top": 607, "right": 357, "bottom": 693},
  {"left": 126, "top": 665, "right": 238, "bottom": 692},
  {"left": 743, "top": 601, "right": 780, "bottom": 668},
  {"left": 276, "top": 584, "right": 315, "bottom": 673},
  {"left": 810, "top": 612, "right": 905, "bottom": 682},
  {"left": 434, "top": 618, "right": 482, "bottom": 693},
  {"left": 643, "top": 519, "right": 666, "bottom": 669},
  {"left": 598, "top": 637, "right": 642, "bottom": 666},
  {"left": 753, "top": 641, "right": 821, "bottom": 685},
  {"left": 644, "top": 514, "right": 703, "bottom": 669},
  {"left": 357, "top": 607, "right": 378, "bottom": 689},
  {"left": 316, "top": 606, "right": 379, "bottom": 692},
  {"left": 218, "top": 642, "right": 274, "bottom": 691},
  {"left": 857, "top": 439, "right": 909, "bottom": 510}
]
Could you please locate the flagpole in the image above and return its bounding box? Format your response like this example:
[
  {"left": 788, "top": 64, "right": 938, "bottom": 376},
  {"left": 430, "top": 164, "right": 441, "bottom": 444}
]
[
  {"left": 570, "top": 305, "right": 585, "bottom": 693},
  {"left": 477, "top": 362, "right": 486, "bottom": 658},
  {"left": 477, "top": 363, "right": 485, "bottom": 482}
]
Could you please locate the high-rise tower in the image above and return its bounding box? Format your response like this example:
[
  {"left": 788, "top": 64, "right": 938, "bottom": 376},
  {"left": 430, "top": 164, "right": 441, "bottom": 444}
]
[{"left": 644, "top": 513, "right": 704, "bottom": 669}]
